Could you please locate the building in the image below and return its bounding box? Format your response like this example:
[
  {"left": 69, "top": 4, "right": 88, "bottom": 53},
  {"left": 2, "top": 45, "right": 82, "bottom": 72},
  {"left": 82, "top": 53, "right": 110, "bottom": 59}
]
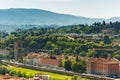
[
  {"left": 0, "top": 49, "right": 10, "bottom": 59},
  {"left": 86, "top": 54, "right": 120, "bottom": 77},
  {"left": 0, "top": 49, "right": 10, "bottom": 55},
  {"left": 79, "top": 34, "right": 103, "bottom": 40},
  {"left": 14, "top": 40, "right": 23, "bottom": 60},
  {"left": 34, "top": 74, "right": 49, "bottom": 80},
  {"left": 0, "top": 74, "right": 25, "bottom": 80},
  {"left": 23, "top": 52, "right": 62, "bottom": 67}
]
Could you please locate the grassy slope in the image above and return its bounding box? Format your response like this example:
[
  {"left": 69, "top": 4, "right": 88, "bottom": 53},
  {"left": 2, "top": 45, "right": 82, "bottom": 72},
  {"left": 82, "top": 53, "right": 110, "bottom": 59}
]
[{"left": 6, "top": 66, "right": 89, "bottom": 80}]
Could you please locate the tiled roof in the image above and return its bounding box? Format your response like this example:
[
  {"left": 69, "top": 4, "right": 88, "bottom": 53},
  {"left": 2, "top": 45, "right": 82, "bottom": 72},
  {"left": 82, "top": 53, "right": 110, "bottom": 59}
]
[
  {"left": 27, "top": 52, "right": 50, "bottom": 58},
  {"left": 87, "top": 58, "right": 120, "bottom": 64},
  {"left": 26, "top": 52, "right": 60, "bottom": 66}
]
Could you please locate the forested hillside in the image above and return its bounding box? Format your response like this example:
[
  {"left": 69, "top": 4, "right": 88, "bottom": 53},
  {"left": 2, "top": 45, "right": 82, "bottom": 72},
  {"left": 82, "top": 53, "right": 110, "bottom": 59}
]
[{"left": 1, "top": 21, "right": 120, "bottom": 60}]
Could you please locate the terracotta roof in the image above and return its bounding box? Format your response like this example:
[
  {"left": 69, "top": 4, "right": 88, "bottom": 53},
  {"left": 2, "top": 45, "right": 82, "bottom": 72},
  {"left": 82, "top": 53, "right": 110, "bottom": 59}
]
[
  {"left": 27, "top": 52, "right": 50, "bottom": 59},
  {"left": 26, "top": 53, "right": 60, "bottom": 66},
  {"left": 0, "top": 75, "right": 23, "bottom": 80},
  {"left": 87, "top": 58, "right": 120, "bottom": 64},
  {"left": 55, "top": 55, "right": 65, "bottom": 60},
  {"left": 68, "top": 56, "right": 76, "bottom": 60}
]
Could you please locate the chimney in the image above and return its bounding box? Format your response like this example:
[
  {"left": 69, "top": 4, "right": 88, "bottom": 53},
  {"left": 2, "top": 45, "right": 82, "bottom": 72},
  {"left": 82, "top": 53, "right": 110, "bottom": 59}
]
[{"left": 107, "top": 54, "right": 111, "bottom": 61}]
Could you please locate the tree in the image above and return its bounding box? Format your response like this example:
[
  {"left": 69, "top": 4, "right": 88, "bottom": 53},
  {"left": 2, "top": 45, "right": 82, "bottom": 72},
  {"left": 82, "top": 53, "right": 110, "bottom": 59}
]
[
  {"left": 53, "top": 47, "right": 61, "bottom": 54},
  {"left": 64, "top": 60, "right": 72, "bottom": 71},
  {"left": 29, "top": 41, "right": 37, "bottom": 48},
  {"left": 64, "top": 48, "right": 73, "bottom": 55},
  {"left": 79, "top": 51, "right": 86, "bottom": 57},
  {"left": 79, "top": 59, "right": 86, "bottom": 73},
  {"left": 74, "top": 47, "right": 81, "bottom": 54},
  {"left": 104, "top": 35, "right": 111, "bottom": 44},
  {"left": 17, "top": 71, "right": 23, "bottom": 77},
  {"left": 9, "top": 70, "right": 16, "bottom": 76},
  {"left": 80, "top": 44, "right": 88, "bottom": 52},
  {"left": 87, "top": 50, "right": 97, "bottom": 57},
  {"left": 45, "top": 41, "right": 55, "bottom": 50},
  {"left": 72, "top": 75, "right": 79, "bottom": 80},
  {"left": 0, "top": 67, "right": 9, "bottom": 75},
  {"left": 72, "top": 62, "right": 80, "bottom": 72},
  {"left": 102, "top": 21, "right": 106, "bottom": 25},
  {"left": 114, "top": 55, "right": 120, "bottom": 60}
]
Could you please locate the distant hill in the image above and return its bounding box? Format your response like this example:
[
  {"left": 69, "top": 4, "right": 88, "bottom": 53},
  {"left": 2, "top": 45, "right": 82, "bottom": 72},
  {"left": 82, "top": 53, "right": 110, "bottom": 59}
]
[
  {"left": 0, "top": 8, "right": 120, "bottom": 33},
  {"left": 0, "top": 8, "right": 119, "bottom": 25}
]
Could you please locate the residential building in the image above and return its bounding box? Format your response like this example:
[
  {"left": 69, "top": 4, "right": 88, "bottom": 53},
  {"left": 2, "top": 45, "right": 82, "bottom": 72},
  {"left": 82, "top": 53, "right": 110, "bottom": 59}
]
[
  {"left": 23, "top": 52, "right": 62, "bottom": 67},
  {"left": 0, "top": 49, "right": 10, "bottom": 55},
  {"left": 86, "top": 54, "right": 120, "bottom": 77},
  {"left": 34, "top": 74, "right": 49, "bottom": 80}
]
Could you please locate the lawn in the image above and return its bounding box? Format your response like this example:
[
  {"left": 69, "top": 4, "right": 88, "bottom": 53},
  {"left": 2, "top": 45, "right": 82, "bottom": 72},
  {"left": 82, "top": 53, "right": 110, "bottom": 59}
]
[{"left": 6, "top": 66, "right": 89, "bottom": 80}]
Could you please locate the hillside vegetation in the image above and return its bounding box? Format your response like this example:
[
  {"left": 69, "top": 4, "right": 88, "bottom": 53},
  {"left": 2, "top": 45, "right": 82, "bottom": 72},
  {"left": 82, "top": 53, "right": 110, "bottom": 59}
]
[
  {"left": 0, "top": 21, "right": 120, "bottom": 72},
  {"left": 1, "top": 21, "right": 120, "bottom": 55}
]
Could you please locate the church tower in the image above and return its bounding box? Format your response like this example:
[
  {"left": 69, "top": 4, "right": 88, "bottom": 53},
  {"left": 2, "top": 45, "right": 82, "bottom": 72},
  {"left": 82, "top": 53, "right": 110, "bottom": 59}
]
[{"left": 14, "top": 40, "right": 23, "bottom": 60}]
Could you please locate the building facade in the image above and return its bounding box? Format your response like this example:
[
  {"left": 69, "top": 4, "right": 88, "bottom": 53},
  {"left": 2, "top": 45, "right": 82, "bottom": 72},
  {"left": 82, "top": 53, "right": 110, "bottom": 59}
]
[
  {"left": 34, "top": 74, "right": 49, "bottom": 80},
  {"left": 14, "top": 40, "right": 23, "bottom": 60},
  {"left": 23, "top": 52, "right": 62, "bottom": 67},
  {"left": 86, "top": 54, "right": 119, "bottom": 77}
]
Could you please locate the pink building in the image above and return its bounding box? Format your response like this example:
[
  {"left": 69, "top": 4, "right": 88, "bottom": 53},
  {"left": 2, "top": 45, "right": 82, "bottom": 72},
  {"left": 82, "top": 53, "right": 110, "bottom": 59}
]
[{"left": 86, "top": 54, "right": 120, "bottom": 77}]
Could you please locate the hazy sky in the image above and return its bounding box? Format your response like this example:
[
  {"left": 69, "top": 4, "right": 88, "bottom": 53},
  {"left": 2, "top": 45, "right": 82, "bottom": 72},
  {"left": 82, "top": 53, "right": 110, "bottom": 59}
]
[{"left": 0, "top": 0, "right": 120, "bottom": 18}]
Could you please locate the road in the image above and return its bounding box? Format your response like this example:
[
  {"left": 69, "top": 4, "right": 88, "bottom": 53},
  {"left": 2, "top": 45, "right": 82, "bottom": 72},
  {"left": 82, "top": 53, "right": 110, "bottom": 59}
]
[{"left": 0, "top": 60, "right": 115, "bottom": 80}]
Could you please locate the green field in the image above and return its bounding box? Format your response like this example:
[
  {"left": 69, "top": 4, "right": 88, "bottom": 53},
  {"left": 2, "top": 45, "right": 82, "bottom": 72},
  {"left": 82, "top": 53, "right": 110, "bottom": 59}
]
[{"left": 6, "top": 66, "right": 89, "bottom": 80}]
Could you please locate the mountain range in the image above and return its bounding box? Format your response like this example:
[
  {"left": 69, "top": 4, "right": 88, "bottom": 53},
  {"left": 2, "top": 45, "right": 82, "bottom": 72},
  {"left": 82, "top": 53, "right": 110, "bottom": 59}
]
[{"left": 0, "top": 8, "right": 120, "bottom": 25}]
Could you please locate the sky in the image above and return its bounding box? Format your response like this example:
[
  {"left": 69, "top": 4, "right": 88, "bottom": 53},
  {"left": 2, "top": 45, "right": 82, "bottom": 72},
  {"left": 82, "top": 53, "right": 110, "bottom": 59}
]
[{"left": 0, "top": 0, "right": 120, "bottom": 18}]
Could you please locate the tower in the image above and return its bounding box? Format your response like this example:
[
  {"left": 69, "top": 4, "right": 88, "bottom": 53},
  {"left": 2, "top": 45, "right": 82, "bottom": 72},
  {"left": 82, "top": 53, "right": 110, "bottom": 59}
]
[
  {"left": 14, "top": 40, "right": 23, "bottom": 60},
  {"left": 107, "top": 54, "right": 112, "bottom": 61}
]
